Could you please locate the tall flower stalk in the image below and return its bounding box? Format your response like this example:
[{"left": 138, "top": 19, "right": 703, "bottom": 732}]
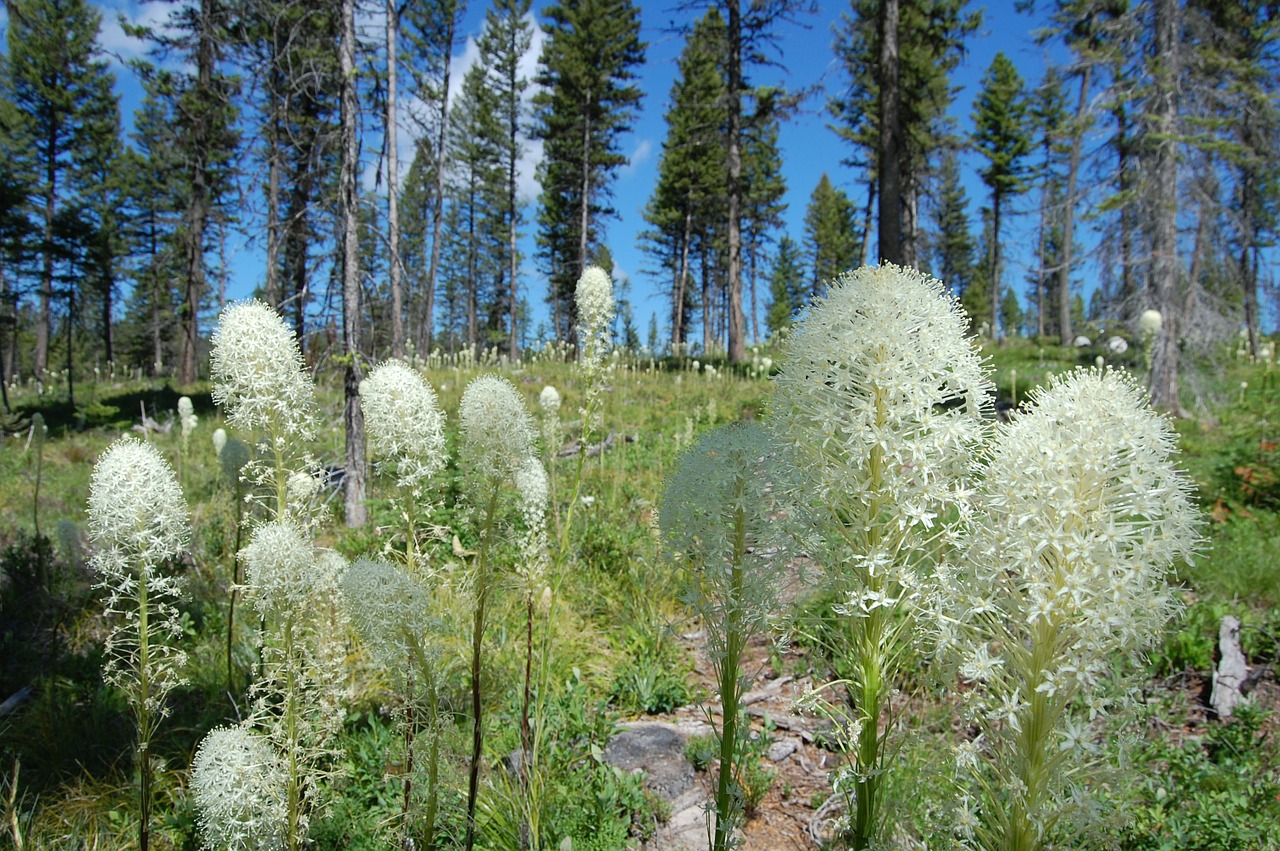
[
  {"left": 556, "top": 266, "right": 615, "bottom": 562},
  {"left": 769, "top": 264, "right": 992, "bottom": 848},
  {"left": 458, "top": 374, "right": 536, "bottom": 851},
  {"left": 88, "top": 437, "right": 191, "bottom": 851},
  {"left": 660, "top": 422, "right": 787, "bottom": 851},
  {"left": 942, "top": 369, "right": 1200, "bottom": 849},
  {"left": 357, "top": 360, "right": 448, "bottom": 846}
]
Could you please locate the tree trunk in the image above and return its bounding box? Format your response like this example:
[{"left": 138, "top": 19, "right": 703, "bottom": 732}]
[
  {"left": 860, "top": 182, "right": 876, "bottom": 267},
  {"left": 724, "top": 0, "right": 746, "bottom": 363},
  {"left": 1058, "top": 65, "right": 1090, "bottom": 345},
  {"left": 674, "top": 208, "right": 692, "bottom": 354},
  {"left": 990, "top": 192, "right": 1001, "bottom": 337},
  {"left": 37, "top": 119, "right": 56, "bottom": 382},
  {"left": 266, "top": 83, "right": 282, "bottom": 308},
  {"left": 180, "top": 0, "right": 217, "bottom": 386},
  {"left": 1148, "top": 0, "right": 1182, "bottom": 415},
  {"left": 340, "top": 0, "right": 368, "bottom": 527},
  {"left": 580, "top": 112, "right": 592, "bottom": 272},
  {"left": 387, "top": 0, "right": 405, "bottom": 359},
  {"left": 877, "top": 0, "right": 902, "bottom": 265},
  {"left": 423, "top": 13, "right": 459, "bottom": 356}
]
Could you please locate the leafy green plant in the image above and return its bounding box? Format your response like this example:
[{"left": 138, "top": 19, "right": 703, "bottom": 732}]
[
  {"left": 685, "top": 733, "right": 717, "bottom": 772},
  {"left": 1119, "top": 704, "right": 1280, "bottom": 850}
]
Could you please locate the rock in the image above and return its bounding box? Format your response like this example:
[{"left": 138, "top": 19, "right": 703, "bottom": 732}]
[
  {"left": 603, "top": 722, "right": 694, "bottom": 802},
  {"left": 766, "top": 738, "right": 799, "bottom": 763},
  {"left": 1073, "top": 335, "right": 1092, "bottom": 347}
]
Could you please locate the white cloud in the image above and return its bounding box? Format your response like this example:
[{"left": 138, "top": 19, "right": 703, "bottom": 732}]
[
  {"left": 95, "top": 0, "right": 176, "bottom": 67},
  {"left": 623, "top": 139, "right": 653, "bottom": 175}
]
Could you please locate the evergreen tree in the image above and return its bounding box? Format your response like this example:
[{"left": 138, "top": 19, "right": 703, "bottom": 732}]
[
  {"left": 972, "top": 51, "right": 1031, "bottom": 338},
  {"left": 765, "top": 234, "right": 804, "bottom": 337},
  {"left": 534, "top": 0, "right": 645, "bottom": 343},
  {"left": 477, "top": 0, "right": 534, "bottom": 358},
  {"left": 928, "top": 148, "right": 975, "bottom": 297},
  {"left": 742, "top": 88, "right": 788, "bottom": 344},
  {"left": 1000, "top": 286, "right": 1025, "bottom": 338},
  {"left": 5, "top": 0, "right": 118, "bottom": 383},
  {"left": 830, "top": 0, "right": 980, "bottom": 268},
  {"left": 1029, "top": 66, "right": 1069, "bottom": 339},
  {"left": 128, "top": 0, "right": 241, "bottom": 384},
  {"left": 803, "top": 174, "right": 859, "bottom": 297},
  {"left": 641, "top": 8, "right": 727, "bottom": 354}
]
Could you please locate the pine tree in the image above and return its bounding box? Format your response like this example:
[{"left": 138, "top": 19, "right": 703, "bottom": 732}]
[
  {"left": 830, "top": 0, "right": 980, "bottom": 268},
  {"left": 6, "top": 0, "right": 118, "bottom": 383},
  {"left": 477, "top": 0, "right": 534, "bottom": 358},
  {"left": 641, "top": 8, "right": 727, "bottom": 354},
  {"left": 803, "top": 174, "right": 859, "bottom": 297},
  {"left": 534, "top": 0, "right": 645, "bottom": 343},
  {"left": 742, "top": 87, "right": 788, "bottom": 344},
  {"left": 972, "top": 51, "right": 1031, "bottom": 338},
  {"left": 129, "top": 0, "right": 241, "bottom": 384},
  {"left": 928, "top": 148, "right": 975, "bottom": 298},
  {"left": 1029, "top": 67, "right": 1068, "bottom": 340},
  {"left": 765, "top": 234, "right": 804, "bottom": 337}
]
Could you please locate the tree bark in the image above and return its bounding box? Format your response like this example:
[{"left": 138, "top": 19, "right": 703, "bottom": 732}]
[
  {"left": 1148, "top": 0, "right": 1183, "bottom": 415},
  {"left": 423, "top": 10, "right": 460, "bottom": 356},
  {"left": 877, "top": 0, "right": 902, "bottom": 266},
  {"left": 724, "top": 0, "right": 746, "bottom": 363},
  {"left": 340, "top": 0, "right": 367, "bottom": 526},
  {"left": 387, "top": 0, "right": 405, "bottom": 359},
  {"left": 1058, "top": 65, "right": 1090, "bottom": 345}
]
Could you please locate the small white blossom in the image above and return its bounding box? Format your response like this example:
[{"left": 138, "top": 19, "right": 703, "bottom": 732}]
[
  {"left": 211, "top": 300, "right": 317, "bottom": 441},
  {"left": 191, "top": 726, "right": 288, "bottom": 851}
]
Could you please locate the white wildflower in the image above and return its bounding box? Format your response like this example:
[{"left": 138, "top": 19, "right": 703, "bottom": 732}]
[
  {"left": 360, "top": 359, "right": 446, "bottom": 489},
  {"left": 459, "top": 374, "right": 535, "bottom": 488},
  {"left": 211, "top": 300, "right": 317, "bottom": 441},
  {"left": 191, "top": 726, "right": 288, "bottom": 851}
]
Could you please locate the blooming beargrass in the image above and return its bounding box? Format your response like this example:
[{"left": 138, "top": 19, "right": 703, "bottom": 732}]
[
  {"left": 941, "top": 368, "right": 1201, "bottom": 849},
  {"left": 771, "top": 264, "right": 992, "bottom": 849},
  {"left": 87, "top": 436, "right": 191, "bottom": 851},
  {"left": 660, "top": 421, "right": 789, "bottom": 851}
]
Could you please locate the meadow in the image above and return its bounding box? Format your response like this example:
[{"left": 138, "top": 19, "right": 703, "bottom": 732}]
[{"left": 1, "top": 277, "right": 1278, "bottom": 850}]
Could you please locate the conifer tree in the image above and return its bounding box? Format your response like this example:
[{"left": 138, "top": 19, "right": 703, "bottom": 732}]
[
  {"left": 928, "top": 148, "right": 976, "bottom": 298},
  {"left": 803, "top": 174, "right": 859, "bottom": 298},
  {"left": 642, "top": 9, "right": 727, "bottom": 354},
  {"left": 972, "top": 51, "right": 1031, "bottom": 338},
  {"left": 534, "top": 0, "right": 645, "bottom": 342},
  {"left": 830, "top": 0, "right": 979, "bottom": 268},
  {"left": 5, "top": 0, "right": 118, "bottom": 383},
  {"left": 765, "top": 234, "right": 804, "bottom": 337}
]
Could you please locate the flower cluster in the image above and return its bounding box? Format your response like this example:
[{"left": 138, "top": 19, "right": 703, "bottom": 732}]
[
  {"left": 191, "top": 726, "right": 288, "bottom": 851},
  {"left": 514, "top": 457, "right": 550, "bottom": 588},
  {"left": 360, "top": 360, "right": 447, "bottom": 490},
  {"left": 459, "top": 374, "right": 535, "bottom": 490},
  {"left": 240, "top": 520, "right": 316, "bottom": 616},
  {"left": 211, "top": 300, "right": 317, "bottom": 442},
  {"left": 178, "top": 396, "right": 199, "bottom": 442},
  {"left": 341, "top": 557, "right": 433, "bottom": 674},
  {"left": 660, "top": 422, "right": 789, "bottom": 655},
  {"left": 88, "top": 436, "right": 191, "bottom": 711},
  {"left": 941, "top": 368, "right": 1201, "bottom": 845},
  {"left": 770, "top": 264, "right": 992, "bottom": 534},
  {"left": 575, "top": 265, "right": 615, "bottom": 350}
]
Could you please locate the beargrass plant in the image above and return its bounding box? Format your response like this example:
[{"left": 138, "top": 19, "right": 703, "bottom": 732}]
[
  {"left": 195, "top": 300, "right": 345, "bottom": 851},
  {"left": 555, "top": 266, "right": 615, "bottom": 563},
  {"left": 177, "top": 395, "right": 198, "bottom": 491},
  {"left": 356, "top": 359, "right": 449, "bottom": 846},
  {"left": 457, "top": 373, "right": 537, "bottom": 851},
  {"left": 190, "top": 725, "right": 288, "bottom": 851},
  {"left": 940, "top": 368, "right": 1201, "bottom": 850},
  {"left": 87, "top": 436, "right": 191, "bottom": 851},
  {"left": 770, "top": 264, "right": 992, "bottom": 849},
  {"left": 660, "top": 421, "right": 789, "bottom": 851}
]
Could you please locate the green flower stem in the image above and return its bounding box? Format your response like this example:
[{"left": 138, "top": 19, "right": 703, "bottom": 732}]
[
  {"left": 283, "top": 615, "right": 301, "bottom": 851},
  {"left": 407, "top": 635, "right": 440, "bottom": 850},
  {"left": 137, "top": 570, "right": 152, "bottom": 851},
  {"left": 465, "top": 488, "right": 501, "bottom": 851},
  {"left": 712, "top": 486, "right": 750, "bottom": 851}
]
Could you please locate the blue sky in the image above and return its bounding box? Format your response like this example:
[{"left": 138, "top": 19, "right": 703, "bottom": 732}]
[{"left": 4, "top": 0, "right": 1074, "bottom": 344}]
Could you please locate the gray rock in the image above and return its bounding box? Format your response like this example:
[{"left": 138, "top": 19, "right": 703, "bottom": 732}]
[
  {"left": 766, "top": 738, "right": 799, "bottom": 763},
  {"left": 602, "top": 722, "right": 695, "bottom": 802}
]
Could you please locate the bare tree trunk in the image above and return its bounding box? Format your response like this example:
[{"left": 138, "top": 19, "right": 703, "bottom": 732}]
[
  {"left": 1148, "top": 0, "right": 1183, "bottom": 415},
  {"left": 860, "top": 182, "right": 876, "bottom": 267},
  {"left": 179, "top": 0, "right": 217, "bottom": 386},
  {"left": 701, "top": 244, "right": 712, "bottom": 355},
  {"left": 724, "top": 0, "right": 746, "bottom": 363},
  {"left": 673, "top": 209, "right": 692, "bottom": 354},
  {"left": 1058, "top": 65, "right": 1090, "bottom": 345},
  {"left": 580, "top": 114, "right": 592, "bottom": 271},
  {"left": 387, "top": 0, "right": 405, "bottom": 359},
  {"left": 423, "top": 10, "right": 460, "bottom": 355},
  {"left": 877, "top": 0, "right": 902, "bottom": 265},
  {"left": 1035, "top": 178, "right": 1047, "bottom": 339},
  {"left": 266, "top": 70, "right": 282, "bottom": 308},
  {"left": 340, "top": 0, "right": 367, "bottom": 527},
  {"left": 990, "top": 192, "right": 1002, "bottom": 337},
  {"left": 36, "top": 122, "right": 56, "bottom": 382}
]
